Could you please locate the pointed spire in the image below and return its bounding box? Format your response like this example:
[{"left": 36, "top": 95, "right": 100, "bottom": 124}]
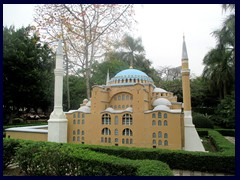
[
  {"left": 182, "top": 34, "right": 188, "bottom": 60},
  {"left": 106, "top": 69, "right": 110, "bottom": 85},
  {"left": 56, "top": 40, "right": 63, "bottom": 55}
]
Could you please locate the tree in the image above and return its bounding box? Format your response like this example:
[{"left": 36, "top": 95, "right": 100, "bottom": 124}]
[
  {"left": 34, "top": 4, "right": 135, "bottom": 99},
  {"left": 3, "top": 26, "right": 55, "bottom": 123}
]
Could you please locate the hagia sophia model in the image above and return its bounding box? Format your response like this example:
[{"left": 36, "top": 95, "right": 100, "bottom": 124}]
[{"left": 6, "top": 36, "right": 205, "bottom": 152}]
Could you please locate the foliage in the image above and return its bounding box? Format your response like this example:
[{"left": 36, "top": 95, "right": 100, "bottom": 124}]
[
  {"left": 81, "top": 130, "right": 234, "bottom": 173},
  {"left": 215, "top": 129, "right": 235, "bottom": 137},
  {"left": 208, "top": 130, "right": 235, "bottom": 155},
  {"left": 3, "top": 26, "right": 54, "bottom": 123},
  {"left": 192, "top": 113, "right": 214, "bottom": 128},
  {"left": 5, "top": 139, "right": 172, "bottom": 176},
  {"left": 214, "top": 93, "right": 235, "bottom": 128},
  {"left": 3, "top": 138, "right": 21, "bottom": 170}
]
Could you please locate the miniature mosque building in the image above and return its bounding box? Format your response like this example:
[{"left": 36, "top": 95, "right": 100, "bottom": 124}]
[{"left": 5, "top": 37, "right": 205, "bottom": 151}]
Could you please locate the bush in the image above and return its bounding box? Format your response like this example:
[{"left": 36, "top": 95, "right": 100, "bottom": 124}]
[
  {"left": 192, "top": 113, "right": 214, "bottom": 128},
  {"left": 215, "top": 129, "right": 235, "bottom": 137},
  {"left": 3, "top": 138, "right": 21, "bottom": 170},
  {"left": 10, "top": 139, "right": 172, "bottom": 176}
]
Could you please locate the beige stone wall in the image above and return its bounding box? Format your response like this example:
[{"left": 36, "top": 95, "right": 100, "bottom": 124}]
[{"left": 6, "top": 131, "right": 47, "bottom": 141}]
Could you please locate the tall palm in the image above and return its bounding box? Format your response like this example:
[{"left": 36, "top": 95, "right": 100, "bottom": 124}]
[
  {"left": 202, "top": 48, "right": 234, "bottom": 99},
  {"left": 116, "top": 34, "right": 145, "bottom": 67}
]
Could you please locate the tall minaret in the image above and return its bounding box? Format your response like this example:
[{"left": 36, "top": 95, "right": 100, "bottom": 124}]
[
  {"left": 106, "top": 69, "right": 110, "bottom": 85},
  {"left": 181, "top": 35, "right": 205, "bottom": 151},
  {"left": 48, "top": 40, "right": 68, "bottom": 143}
]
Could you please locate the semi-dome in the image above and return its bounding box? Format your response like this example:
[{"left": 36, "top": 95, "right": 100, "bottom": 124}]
[
  {"left": 108, "top": 68, "right": 153, "bottom": 86},
  {"left": 78, "top": 106, "right": 91, "bottom": 113},
  {"left": 152, "top": 98, "right": 171, "bottom": 107},
  {"left": 153, "top": 105, "right": 170, "bottom": 112},
  {"left": 153, "top": 87, "right": 167, "bottom": 93}
]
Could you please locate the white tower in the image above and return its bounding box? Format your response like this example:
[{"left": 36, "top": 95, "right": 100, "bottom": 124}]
[
  {"left": 48, "top": 40, "right": 68, "bottom": 143},
  {"left": 181, "top": 36, "right": 205, "bottom": 151}
]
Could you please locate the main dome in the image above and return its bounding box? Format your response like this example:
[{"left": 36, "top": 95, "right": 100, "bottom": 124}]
[{"left": 108, "top": 68, "right": 154, "bottom": 86}]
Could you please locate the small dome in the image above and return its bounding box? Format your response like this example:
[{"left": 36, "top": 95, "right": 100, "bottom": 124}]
[
  {"left": 153, "top": 105, "right": 170, "bottom": 112},
  {"left": 86, "top": 101, "right": 91, "bottom": 107},
  {"left": 153, "top": 87, "right": 167, "bottom": 93},
  {"left": 152, "top": 98, "right": 171, "bottom": 107},
  {"left": 78, "top": 106, "right": 90, "bottom": 113}
]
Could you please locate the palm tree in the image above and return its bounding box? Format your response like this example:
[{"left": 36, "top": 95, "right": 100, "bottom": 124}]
[{"left": 116, "top": 34, "right": 145, "bottom": 67}]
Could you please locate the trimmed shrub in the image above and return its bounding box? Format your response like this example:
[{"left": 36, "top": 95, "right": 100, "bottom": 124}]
[
  {"left": 11, "top": 140, "right": 172, "bottom": 176},
  {"left": 3, "top": 138, "right": 21, "bottom": 170},
  {"left": 192, "top": 113, "right": 214, "bottom": 128},
  {"left": 196, "top": 129, "right": 209, "bottom": 137},
  {"left": 215, "top": 129, "right": 235, "bottom": 137}
]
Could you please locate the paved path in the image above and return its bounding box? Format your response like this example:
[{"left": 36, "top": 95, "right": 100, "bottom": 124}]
[
  {"left": 173, "top": 169, "right": 234, "bottom": 176},
  {"left": 224, "top": 136, "right": 235, "bottom": 144}
]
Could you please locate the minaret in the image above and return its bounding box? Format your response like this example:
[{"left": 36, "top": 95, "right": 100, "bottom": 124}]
[
  {"left": 48, "top": 40, "right": 68, "bottom": 143},
  {"left": 181, "top": 35, "right": 205, "bottom": 151},
  {"left": 106, "top": 69, "right": 110, "bottom": 85}
]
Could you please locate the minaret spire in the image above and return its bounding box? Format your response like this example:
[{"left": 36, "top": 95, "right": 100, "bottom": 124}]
[
  {"left": 48, "top": 39, "right": 68, "bottom": 143},
  {"left": 181, "top": 36, "right": 205, "bottom": 152},
  {"left": 106, "top": 69, "right": 110, "bottom": 85}
]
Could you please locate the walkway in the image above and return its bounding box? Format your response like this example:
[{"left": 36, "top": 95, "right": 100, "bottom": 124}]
[{"left": 173, "top": 169, "right": 234, "bottom": 176}]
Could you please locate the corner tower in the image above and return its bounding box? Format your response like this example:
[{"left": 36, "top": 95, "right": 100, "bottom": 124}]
[
  {"left": 48, "top": 40, "right": 68, "bottom": 143},
  {"left": 181, "top": 35, "right": 205, "bottom": 151}
]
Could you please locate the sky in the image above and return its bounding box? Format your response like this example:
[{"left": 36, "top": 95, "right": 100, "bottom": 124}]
[{"left": 3, "top": 4, "right": 227, "bottom": 77}]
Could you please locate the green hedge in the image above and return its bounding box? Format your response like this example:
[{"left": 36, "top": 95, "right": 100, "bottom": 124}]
[
  {"left": 215, "top": 129, "right": 235, "bottom": 137},
  {"left": 3, "top": 138, "right": 21, "bottom": 170},
  {"left": 208, "top": 130, "right": 235, "bottom": 155},
  {"left": 192, "top": 113, "right": 213, "bottom": 128},
  {"left": 4, "top": 139, "right": 173, "bottom": 176}
]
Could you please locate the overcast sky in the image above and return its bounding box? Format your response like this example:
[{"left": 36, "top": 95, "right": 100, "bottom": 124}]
[{"left": 3, "top": 4, "right": 227, "bottom": 76}]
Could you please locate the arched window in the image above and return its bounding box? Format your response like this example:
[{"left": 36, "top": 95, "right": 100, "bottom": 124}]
[
  {"left": 82, "top": 131, "right": 84, "bottom": 135},
  {"left": 152, "top": 113, "right": 156, "bottom": 118},
  {"left": 77, "top": 136, "right": 80, "bottom": 142},
  {"left": 164, "top": 140, "right": 168, "bottom": 146},
  {"left": 158, "top": 120, "right": 162, "bottom": 126},
  {"left": 152, "top": 120, "right": 156, "bottom": 126},
  {"left": 73, "top": 136, "right": 76, "bottom": 141},
  {"left": 158, "top": 131, "right": 162, "bottom": 138},
  {"left": 77, "top": 120, "right": 80, "bottom": 124},
  {"left": 115, "top": 138, "right": 118, "bottom": 143},
  {"left": 82, "top": 137, "right": 84, "bottom": 141},
  {"left": 73, "top": 114, "right": 76, "bottom": 118},
  {"left": 126, "top": 138, "right": 129, "bottom": 144},
  {"left": 158, "top": 140, "right": 162, "bottom": 145},
  {"left": 114, "top": 116, "right": 118, "bottom": 125},
  {"left": 108, "top": 138, "right": 111, "bottom": 143},
  {"left": 118, "top": 105, "right": 121, "bottom": 109},
  {"left": 164, "top": 133, "right": 168, "bottom": 138},
  {"left": 164, "top": 113, "right": 167, "bottom": 118},
  {"left": 122, "top": 114, "right": 132, "bottom": 125},
  {"left": 126, "top": 95, "right": 129, "bottom": 100},
  {"left": 152, "top": 132, "right": 156, "bottom": 138},
  {"left": 122, "top": 128, "right": 133, "bottom": 136},
  {"left": 122, "top": 105, "right": 125, "bottom": 109},
  {"left": 153, "top": 139, "right": 156, "bottom": 145},
  {"left": 122, "top": 94, "right": 125, "bottom": 100},
  {"left": 73, "top": 119, "right": 76, "bottom": 124},
  {"left": 82, "top": 119, "right": 85, "bottom": 124},
  {"left": 77, "top": 129, "right": 80, "bottom": 135},
  {"left": 164, "top": 120, "right": 168, "bottom": 126},
  {"left": 73, "top": 130, "right": 76, "bottom": 135},
  {"left": 158, "top": 112, "right": 162, "bottom": 118},
  {"left": 102, "top": 128, "right": 111, "bottom": 135},
  {"left": 78, "top": 112, "right": 80, "bottom": 118},
  {"left": 115, "top": 129, "right": 118, "bottom": 135},
  {"left": 105, "top": 137, "right": 107, "bottom": 142},
  {"left": 102, "top": 114, "right": 111, "bottom": 125},
  {"left": 118, "top": 95, "right": 121, "bottom": 100},
  {"left": 122, "top": 139, "right": 125, "bottom": 144}
]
